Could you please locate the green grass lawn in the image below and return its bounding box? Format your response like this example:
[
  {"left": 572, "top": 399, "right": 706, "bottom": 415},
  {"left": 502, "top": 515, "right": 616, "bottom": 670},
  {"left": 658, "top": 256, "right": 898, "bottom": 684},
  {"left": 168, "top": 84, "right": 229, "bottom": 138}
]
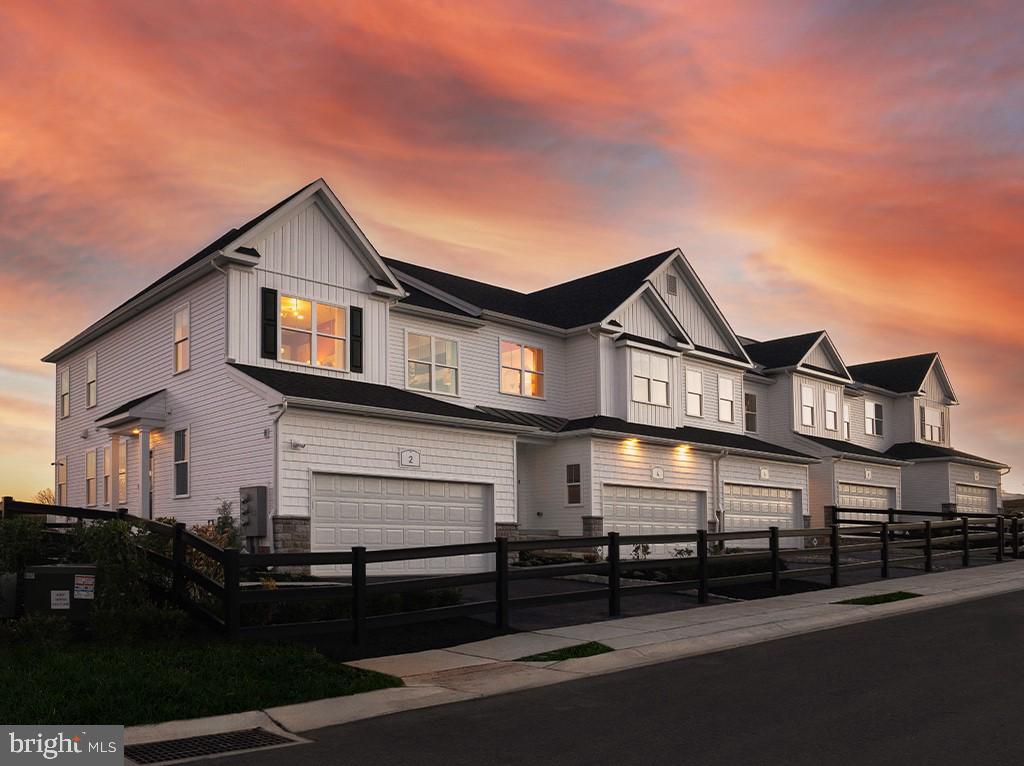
[
  {"left": 835, "top": 591, "right": 922, "bottom": 606},
  {"left": 517, "top": 641, "right": 613, "bottom": 662},
  {"left": 0, "top": 640, "right": 401, "bottom": 726}
]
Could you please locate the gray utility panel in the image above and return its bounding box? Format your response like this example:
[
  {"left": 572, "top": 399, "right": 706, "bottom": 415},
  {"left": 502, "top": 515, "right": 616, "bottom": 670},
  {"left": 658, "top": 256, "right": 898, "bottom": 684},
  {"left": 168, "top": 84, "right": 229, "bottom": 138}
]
[{"left": 24, "top": 564, "right": 98, "bottom": 623}]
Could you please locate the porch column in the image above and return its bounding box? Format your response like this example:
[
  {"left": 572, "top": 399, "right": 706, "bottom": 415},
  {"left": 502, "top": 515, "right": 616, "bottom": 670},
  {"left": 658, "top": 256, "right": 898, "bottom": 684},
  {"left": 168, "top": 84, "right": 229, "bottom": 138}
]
[
  {"left": 109, "top": 434, "right": 120, "bottom": 508},
  {"left": 138, "top": 427, "right": 151, "bottom": 519}
]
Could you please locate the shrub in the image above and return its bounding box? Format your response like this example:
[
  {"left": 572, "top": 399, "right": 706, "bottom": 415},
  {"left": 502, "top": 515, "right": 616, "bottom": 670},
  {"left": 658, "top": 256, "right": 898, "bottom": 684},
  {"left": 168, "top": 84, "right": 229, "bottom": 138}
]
[
  {"left": 0, "top": 516, "right": 48, "bottom": 572},
  {"left": 0, "top": 614, "right": 72, "bottom": 649},
  {"left": 90, "top": 604, "right": 193, "bottom": 644},
  {"left": 63, "top": 520, "right": 154, "bottom": 609},
  {"left": 243, "top": 587, "right": 463, "bottom": 627}
]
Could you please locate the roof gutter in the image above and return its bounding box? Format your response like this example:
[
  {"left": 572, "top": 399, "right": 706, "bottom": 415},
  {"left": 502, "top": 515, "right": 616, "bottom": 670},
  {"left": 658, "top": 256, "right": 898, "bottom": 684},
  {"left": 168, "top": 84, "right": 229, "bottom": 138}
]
[{"left": 907, "top": 455, "right": 1009, "bottom": 470}]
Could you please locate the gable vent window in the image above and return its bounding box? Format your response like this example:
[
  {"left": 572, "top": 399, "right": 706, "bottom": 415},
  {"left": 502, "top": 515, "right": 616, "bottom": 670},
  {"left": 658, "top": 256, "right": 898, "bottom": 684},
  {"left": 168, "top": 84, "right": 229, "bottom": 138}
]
[
  {"left": 666, "top": 274, "right": 678, "bottom": 296},
  {"left": 86, "top": 353, "right": 97, "bottom": 408},
  {"left": 685, "top": 369, "right": 703, "bottom": 417},
  {"left": 279, "top": 295, "right": 347, "bottom": 370},
  {"left": 800, "top": 384, "right": 815, "bottom": 427},
  {"left": 566, "top": 464, "right": 581, "bottom": 505},
  {"left": 744, "top": 392, "right": 758, "bottom": 433},
  {"left": 865, "top": 401, "right": 884, "bottom": 436},
  {"left": 632, "top": 351, "right": 670, "bottom": 406},
  {"left": 922, "top": 406, "right": 944, "bottom": 442},
  {"left": 407, "top": 333, "right": 459, "bottom": 395},
  {"left": 718, "top": 376, "right": 734, "bottom": 423},
  {"left": 173, "top": 428, "right": 190, "bottom": 497},
  {"left": 173, "top": 304, "right": 190, "bottom": 373},
  {"left": 500, "top": 341, "right": 544, "bottom": 397},
  {"left": 60, "top": 368, "right": 70, "bottom": 418},
  {"left": 825, "top": 390, "right": 838, "bottom": 431},
  {"left": 843, "top": 402, "right": 851, "bottom": 440}
]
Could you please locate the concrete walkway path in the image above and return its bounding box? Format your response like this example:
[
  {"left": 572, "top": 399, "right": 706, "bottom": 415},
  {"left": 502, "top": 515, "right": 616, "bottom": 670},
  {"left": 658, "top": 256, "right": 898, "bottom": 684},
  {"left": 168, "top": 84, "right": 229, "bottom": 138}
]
[{"left": 126, "top": 560, "right": 1024, "bottom": 744}]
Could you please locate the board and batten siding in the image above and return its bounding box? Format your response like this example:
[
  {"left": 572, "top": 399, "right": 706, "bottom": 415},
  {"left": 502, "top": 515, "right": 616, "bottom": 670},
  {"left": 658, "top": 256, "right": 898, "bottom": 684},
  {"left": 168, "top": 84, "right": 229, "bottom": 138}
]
[
  {"left": 277, "top": 410, "right": 517, "bottom": 525},
  {"left": 791, "top": 373, "right": 845, "bottom": 439},
  {"left": 611, "top": 294, "right": 676, "bottom": 345},
  {"left": 53, "top": 272, "right": 275, "bottom": 525},
  {"left": 650, "top": 262, "right": 731, "bottom": 353},
  {"left": 517, "top": 437, "right": 592, "bottom": 535}
]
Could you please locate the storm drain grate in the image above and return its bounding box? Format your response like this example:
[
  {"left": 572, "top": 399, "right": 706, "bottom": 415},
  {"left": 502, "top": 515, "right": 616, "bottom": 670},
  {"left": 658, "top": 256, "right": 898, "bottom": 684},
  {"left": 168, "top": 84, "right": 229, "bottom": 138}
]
[{"left": 125, "top": 728, "right": 296, "bottom": 764}]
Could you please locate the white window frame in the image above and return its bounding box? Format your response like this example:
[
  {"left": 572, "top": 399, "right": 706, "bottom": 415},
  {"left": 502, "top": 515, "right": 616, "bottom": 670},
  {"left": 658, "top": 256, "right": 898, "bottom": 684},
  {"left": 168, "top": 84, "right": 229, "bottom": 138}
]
[
  {"left": 86, "top": 353, "right": 97, "bottom": 409},
  {"left": 922, "top": 405, "right": 944, "bottom": 443},
  {"left": 499, "top": 339, "right": 545, "bottom": 399},
  {"left": 173, "top": 303, "right": 190, "bottom": 374},
  {"left": 685, "top": 368, "right": 703, "bottom": 417},
  {"left": 279, "top": 294, "right": 348, "bottom": 371},
  {"left": 173, "top": 427, "right": 190, "bottom": 498},
  {"left": 56, "top": 456, "right": 67, "bottom": 506},
  {"left": 843, "top": 402, "right": 851, "bottom": 440},
  {"left": 631, "top": 350, "right": 670, "bottom": 407},
  {"left": 718, "top": 375, "right": 735, "bottom": 423},
  {"left": 85, "top": 449, "right": 97, "bottom": 507},
  {"left": 405, "top": 331, "right": 460, "bottom": 396},
  {"left": 566, "top": 464, "right": 581, "bottom": 506},
  {"left": 60, "top": 368, "right": 70, "bottom": 418},
  {"left": 865, "top": 400, "right": 884, "bottom": 437},
  {"left": 744, "top": 392, "right": 758, "bottom": 433},
  {"left": 800, "top": 384, "right": 815, "bottom": 427},
  {"left": 117, "top": 440, "right": 127, "bottom": 505},
  {"left": 102, "top": 446, "right": 111, "bottom": 505},
  {"left": 824, "top": 390, "right": 838, "bottom": 431}
]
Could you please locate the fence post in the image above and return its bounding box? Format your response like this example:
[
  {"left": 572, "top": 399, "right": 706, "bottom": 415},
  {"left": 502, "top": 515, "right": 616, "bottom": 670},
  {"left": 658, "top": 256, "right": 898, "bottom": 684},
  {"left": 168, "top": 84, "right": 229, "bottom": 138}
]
[
  {"left": 924, "top": 520, "right": 933, "bottom": 573},
  {"left": 769, "top": 526, "right": 781, "bottom": 592},
  {"left": 0, "top": 496, "right": 12, "bottom": 519},
  {"left": 607, "top": 531, "right": 621, "bottom": 617},
  {"left": 825, "top": 505, "right": 837, "bottom": 527},
  {"left": 172, "top": 522, "right": 186, "bottom": 602},
  {"left": 887, "top": 510, "right": 895, "bottom": 540},
  {"left": 351, "top": 546, "right": 367, "bottom": 647},
  {"left": 697, "top": 530, "right": 709, "bottom": 604},
  {"left": 495, "top": 537, "right": 509, "bottom": 630},
  {"left": 961, "top": 517, "right": 970, "bottom": 568},
  {"left": 996, "top": 516, "right": 1005, "bottom": 563},
  {"left": 223, "top": 548, "right": 240, "bottom": 640},
  {"left": 830, "top": 524, "right": 840, "bottom": 588},
  {"left": 880, "top": 522, "right": 889, "bottom": 579},
  {"left": 1013, "top": 516, "right": 1020, "bottom": 559}
]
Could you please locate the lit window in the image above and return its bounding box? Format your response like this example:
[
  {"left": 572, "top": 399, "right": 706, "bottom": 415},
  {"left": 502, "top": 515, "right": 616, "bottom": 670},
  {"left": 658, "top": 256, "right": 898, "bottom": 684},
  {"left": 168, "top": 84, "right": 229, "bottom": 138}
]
[
  {"left": 60, "top": 368, "right": 70, "bottom": 418},
  {"left": 685, "top": 369, "right": 703, "bottom": 417},
  {"left": 173, "top": 428, "right": 190, "bottom": 497},
  {"left": 631, "top": 351, "right": 670, "bottom": 406},
  {"left": 825, "top": 390, "right": 838, "bottom": 431},
  {"left": 718, "top": 376, "right": 734, "bottom": 422},
  {"left": 56, "top": 457, "right": 67, "bottom": 506},
  {"left": 173, "top": 305, "right": 190, "bottom": 373},
  {"left": 118, "top": 441, "right": 127, "bottom": 505},
  {"left": 102, "top": 446, "right": 111, "bottom": 505},
  {"left": 865, "top": 400, "right": 884, "bottom": 436},
  {"left": 407, "top": 333, "right": 459, "bottom": 395},
  {"left": 500, "top": 341, "right": 544, "bottom": 397},
  {"left": 800, "top": 385, "right": 815, "bottom": 427},
  {"left": 922, "top": 406, "right": 944, "bottom": 442},
  {"left": 843, "top": 402, "right": 851, "bottom": 440},
  {"left": 86, "top": 353, "right": 97, "bottom": 408},
  {"left": 744, "top": 392, "right": 758, "bottom": 432},
  {"left": 566, "top": 464, "right": 581, "bottom": 505},
  {"left": 85, "top": 449, "right": 97, "bottom": 507},
  {"left": 280, "top": 295, "right": 346, "bottom": 369}
]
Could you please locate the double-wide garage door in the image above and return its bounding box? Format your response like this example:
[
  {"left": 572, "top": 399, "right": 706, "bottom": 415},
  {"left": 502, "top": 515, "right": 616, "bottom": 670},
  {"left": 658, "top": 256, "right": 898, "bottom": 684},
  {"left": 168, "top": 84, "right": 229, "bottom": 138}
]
[
  {"left": 723, "top": 484, "right": 799, "bottom": 530},
  {"left": 310, "top": 473, "right": 491, "bottom": 574},
  {"left": 603, "top": 485, "right": 703, "bottom": 557},
  {"left": 956, "top": 484, "right": 996, "bottom": 514},
  {"left": 837, "top": 482, "right": 894, "bottom": 522}
]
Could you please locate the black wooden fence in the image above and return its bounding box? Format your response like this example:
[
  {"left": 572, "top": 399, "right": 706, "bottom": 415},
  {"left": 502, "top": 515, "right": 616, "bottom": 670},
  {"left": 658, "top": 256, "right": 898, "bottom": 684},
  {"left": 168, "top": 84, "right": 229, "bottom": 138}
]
[{"left": 3, "top": 497, "right": 1022, "bottom": 649}]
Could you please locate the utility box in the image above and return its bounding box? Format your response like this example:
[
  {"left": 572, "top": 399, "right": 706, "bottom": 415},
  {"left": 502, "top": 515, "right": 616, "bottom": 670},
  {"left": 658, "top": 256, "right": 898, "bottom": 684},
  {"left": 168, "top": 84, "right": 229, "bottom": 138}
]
[
  {"left": 239, "top": 486, "right": 268, "bottom": 538},
  {"left": 24, "top": 565, "right": 98, "bottom": 624}
]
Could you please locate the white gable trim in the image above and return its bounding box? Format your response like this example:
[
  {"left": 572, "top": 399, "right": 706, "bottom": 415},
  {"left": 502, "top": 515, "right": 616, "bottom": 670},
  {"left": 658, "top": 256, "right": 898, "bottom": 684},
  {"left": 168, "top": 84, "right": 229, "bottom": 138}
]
[
  {"left": 389, "top": 268, "right": 483, "bottom": 317},
  {"left": 796, "top": 331, "right": 853, "bottom": 382},
  {"left": 921, "top": 354, "right": 959, "bottom": 405},
  {"left": 604, "top": 282, "right": 694, "bottom": 348}
]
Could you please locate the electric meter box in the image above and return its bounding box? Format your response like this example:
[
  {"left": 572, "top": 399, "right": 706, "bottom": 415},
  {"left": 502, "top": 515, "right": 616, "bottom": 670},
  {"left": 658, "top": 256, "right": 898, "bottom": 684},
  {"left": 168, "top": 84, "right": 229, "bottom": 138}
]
[{"left": 24, "top": 564, "right": 98, "bottom": 623}]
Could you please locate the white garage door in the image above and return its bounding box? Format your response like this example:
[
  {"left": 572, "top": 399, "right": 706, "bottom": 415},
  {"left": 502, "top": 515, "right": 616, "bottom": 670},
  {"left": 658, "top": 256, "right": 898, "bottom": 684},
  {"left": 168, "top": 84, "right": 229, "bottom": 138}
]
[
  {"left": 723, "top": 484, "right": 799, "bottom": 545},
  {"left": 837, "top": 482, "right": 894, "bottom": 522},
  {"left": 311, "top": 473, "right": 492, "bottom": 574},
  {"left": 603, "top": 485, "right": 703, "bottom": 557},
  {"left": 956, "top": 484, "right": 995, "bottom": 514}
]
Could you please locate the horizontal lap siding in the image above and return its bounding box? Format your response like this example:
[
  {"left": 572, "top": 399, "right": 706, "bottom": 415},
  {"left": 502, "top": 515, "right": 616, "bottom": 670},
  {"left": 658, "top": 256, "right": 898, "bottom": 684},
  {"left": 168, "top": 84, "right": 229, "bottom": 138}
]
[
  {"left": 278, "top": 410, "right": 517, "bottom": 524},
  {"left": 677, "top": 358, "right": 744, "bottom": 433},
  {"left": 517, "top": 437, "right": 592, "bottom": 535},
  {"left": 948, "top": 463, "right": 1002, "bottom": 509},
  {"left": 900, "top": 461, "right": 951, "bottom": 512},
  {"left": 792, "top": 373, "right": 845, "bottom": 440},
  {"left": 720, "top": 456, "right": 808, "bottom": 520}
]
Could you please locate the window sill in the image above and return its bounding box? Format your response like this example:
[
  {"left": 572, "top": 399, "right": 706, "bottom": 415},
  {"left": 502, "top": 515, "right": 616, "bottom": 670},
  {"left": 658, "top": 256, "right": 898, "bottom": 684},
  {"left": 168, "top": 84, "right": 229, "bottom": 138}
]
[
  {"left": 633, "top": 399, "right": 671, "bottom": 409},
  {"left": 499, "top": 391, "right": 546, "bottom": 401},
  {"left": 173, "top": 367, "right": 191, "bottom": 376},
  {"left": 405, "top": 385, "right": 461, "bottom": 399},
  {"left": 173, "top": 494, "right": 190, "bottom": 500},
  {"left": 275, "top": 359, "right": 349, "bottom": 374}
]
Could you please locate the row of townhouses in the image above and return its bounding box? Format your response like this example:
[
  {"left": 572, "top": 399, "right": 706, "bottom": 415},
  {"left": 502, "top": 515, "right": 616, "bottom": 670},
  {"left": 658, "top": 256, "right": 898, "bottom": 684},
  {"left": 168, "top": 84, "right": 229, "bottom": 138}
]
[{"left": 45, "top": 180, "right": 1010, "bottom": 571}]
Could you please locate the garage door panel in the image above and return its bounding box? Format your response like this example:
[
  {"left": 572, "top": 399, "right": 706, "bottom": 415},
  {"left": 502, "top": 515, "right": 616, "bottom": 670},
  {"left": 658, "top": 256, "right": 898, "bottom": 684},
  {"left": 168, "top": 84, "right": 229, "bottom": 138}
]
[
  {"left": 837, "top": 482, "right": 893, "bottom": 522},
  {"left": 723, "top": 484, "right": 799, "bottom": 548},
  {"left": 603, "top": 485, "right": 703, "bottom": 557},
  {"left": 956, "top": 484, "right": 994, "bottom": 514}
]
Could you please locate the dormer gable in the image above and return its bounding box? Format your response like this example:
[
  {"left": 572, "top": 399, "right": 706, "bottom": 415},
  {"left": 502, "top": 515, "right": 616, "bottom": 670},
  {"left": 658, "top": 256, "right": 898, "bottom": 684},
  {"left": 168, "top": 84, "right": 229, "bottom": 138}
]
[
  {"left": 603, "top": 282, "right": 693, "bottom": 349},
  {"left": 796, "top": 331, "right": 852, "bottom": 382},
  {"left": 920, "top": 355, "right": 958, "bottom": 405}
]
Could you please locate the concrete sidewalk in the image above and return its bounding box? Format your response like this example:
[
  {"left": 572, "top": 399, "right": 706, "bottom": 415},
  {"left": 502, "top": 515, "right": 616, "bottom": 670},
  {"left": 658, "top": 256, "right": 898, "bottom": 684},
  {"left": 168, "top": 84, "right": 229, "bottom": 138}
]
[{"left": 126, "top": 560, "right": 1024, "bottom": 744}]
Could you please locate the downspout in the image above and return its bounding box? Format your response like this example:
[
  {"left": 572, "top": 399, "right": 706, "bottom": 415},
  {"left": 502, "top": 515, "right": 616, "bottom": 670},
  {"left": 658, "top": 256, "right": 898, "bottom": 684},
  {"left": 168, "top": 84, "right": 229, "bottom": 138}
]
[
  {"left": 831, "top": 454, "right": 845, "bottom": 526},
  {"left": 712, "top": 449, "right": 728, "bottom": 534},
  {"left": 268, "top": 401, "right": 288, "bottom": 552}
]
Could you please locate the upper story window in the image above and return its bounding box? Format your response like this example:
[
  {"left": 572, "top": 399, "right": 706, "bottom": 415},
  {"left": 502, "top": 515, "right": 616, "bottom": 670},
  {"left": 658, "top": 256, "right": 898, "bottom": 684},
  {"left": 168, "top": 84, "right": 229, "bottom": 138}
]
[
  {"left": 173, "top": 428, "right": 190, "bottom": 497},
  {"left": 566, "top": 464, "right": 581, "bottom": 505},
  {"left": 102, "top": 446, "right": 111, "bottom": 505},
  {"left": 824, "top": 390, "right": 838, "bottom": 431},
  {"left": 86, "top": 353, "right": 97, "bottom": 409},
  {"left": 500, "top": 341, "right": 544, "bottom": 398},
  {"left": 407, "top": 333, "right": 459, "bottom": 395},
  {"left": 744, "top": 392, "right": 758, "bottom": 433},
  {"left": 631, "top": 351, "right": 670, "bottom": 406},
  {"left": 718, "top": 376, "right": 734, "bottom": 422},
  {"left": 59, "top": 368, "right": 70, "bottom": 418},
  {"left": 56, "top": 457, "right": 67, "bottom": 506},
  {"left": 800, "top": 385, "right": 815, "bottom": 427},
  {"left": 118, "top": 440, "right": 127, "bottom": 505},
  {"left": 843, "top": 402, "right": 851, "bottom": 440},
  {"left": 173, "top": 304, "right": 190, "bottom": 373},
  {"left": 279, "top": 295, "right": 346, "bottom": 369},
  {"left": 85, "top": 449, "right": 97, "bottom": 507},
  {"left": 922, "top": 406, "right": 944, "bottom": 442},
  {"left": 865, "top": 400, "right": 884, "bottom": 436},
  {"left": 685, "top": 369, "right": 703, "bottom": 417}
]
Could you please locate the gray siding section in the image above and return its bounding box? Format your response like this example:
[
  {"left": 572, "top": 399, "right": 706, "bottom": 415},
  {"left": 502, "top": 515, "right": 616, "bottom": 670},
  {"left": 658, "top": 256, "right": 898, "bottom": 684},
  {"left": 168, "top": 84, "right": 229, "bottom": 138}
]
[
  {"left": 900, "top": 461, "right": 951, "bottom": 512},
  {"left": 517, "top": 437, "right": 592, "bottom": 535}
]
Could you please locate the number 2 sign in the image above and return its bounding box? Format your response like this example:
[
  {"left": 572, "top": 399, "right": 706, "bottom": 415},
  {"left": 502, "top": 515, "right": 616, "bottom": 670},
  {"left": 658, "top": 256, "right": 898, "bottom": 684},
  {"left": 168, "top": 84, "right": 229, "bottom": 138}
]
[{"left": 399, "top": 449, "right": 422, "bottom": 468}]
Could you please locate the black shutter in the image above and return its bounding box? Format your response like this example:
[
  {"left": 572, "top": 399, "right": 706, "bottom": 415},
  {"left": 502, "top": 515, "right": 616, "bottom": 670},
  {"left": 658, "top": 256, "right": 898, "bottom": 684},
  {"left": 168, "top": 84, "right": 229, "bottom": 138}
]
[
  {"left": 260, "top": 288, "right": 278, "bottom": 359},
  {"left": 350, "top": 306, "right": 363, "bottom": 373}
]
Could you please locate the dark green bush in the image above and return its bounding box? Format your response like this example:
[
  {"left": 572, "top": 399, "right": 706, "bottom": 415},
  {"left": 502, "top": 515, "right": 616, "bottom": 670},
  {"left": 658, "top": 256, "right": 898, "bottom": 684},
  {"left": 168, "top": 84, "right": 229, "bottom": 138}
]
[
  {"left": 90, "top": 604, "right": 193, "bottom": 644},
  {"left": 63, "top": 521, "right": 155, "bottom": 609},
  {"left": 0, "top": 614, "right": 72, "bottom": 649},
  {"left": 0, "top": 516, "right": 48, "bottom": 572}
]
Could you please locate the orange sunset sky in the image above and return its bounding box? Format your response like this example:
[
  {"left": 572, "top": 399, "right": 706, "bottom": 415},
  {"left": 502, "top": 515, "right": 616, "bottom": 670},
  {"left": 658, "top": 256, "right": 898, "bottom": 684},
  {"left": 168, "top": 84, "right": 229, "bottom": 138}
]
[{"left": 0, "top": 0, "right": 1021, "bottom": 499}]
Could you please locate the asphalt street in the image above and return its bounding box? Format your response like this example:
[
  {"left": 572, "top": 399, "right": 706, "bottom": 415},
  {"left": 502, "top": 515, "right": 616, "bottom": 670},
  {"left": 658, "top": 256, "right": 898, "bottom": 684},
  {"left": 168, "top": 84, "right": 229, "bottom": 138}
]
[{"left": 208, "top": 589, "right": 1024, "bottom": 766}]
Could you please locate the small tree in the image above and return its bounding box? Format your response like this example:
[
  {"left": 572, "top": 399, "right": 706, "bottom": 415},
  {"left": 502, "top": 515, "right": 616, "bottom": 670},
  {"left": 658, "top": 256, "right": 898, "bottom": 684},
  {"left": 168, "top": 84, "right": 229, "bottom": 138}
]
[{"left": 34, "top": 489, "right": 55, "bottom": 505}]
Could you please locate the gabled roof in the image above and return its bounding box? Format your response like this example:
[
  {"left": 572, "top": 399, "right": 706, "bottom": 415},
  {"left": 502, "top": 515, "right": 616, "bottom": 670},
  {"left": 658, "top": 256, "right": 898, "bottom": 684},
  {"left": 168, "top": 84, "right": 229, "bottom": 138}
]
[
  {"left": 742, "top": 332, "right": 825, "bottom": 369},
  {"left": 796, "top": 434, "right": 905, "bottom": 464},
  {"left": 885, "top": 442, "right": 1008, "bottom": 469},
  {"left": 847, "top": 353, "right": 940, "bottom": 395},
  {"left": 95, "top": 390, "right": 166, "bottom": 422},
  {"left": 476, "top": 407, "right": 570, "bottom": 432}
]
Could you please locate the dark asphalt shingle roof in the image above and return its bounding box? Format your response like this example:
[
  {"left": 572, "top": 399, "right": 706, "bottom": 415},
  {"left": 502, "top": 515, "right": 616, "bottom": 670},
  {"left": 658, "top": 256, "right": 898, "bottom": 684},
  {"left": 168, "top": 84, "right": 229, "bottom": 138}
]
[
  {"left": 230, "top": 364, "right": 511, "bottom": 426},
  {"left": 741, "top": 332, "right": 824, "bottom": 369},
  {"left": 885, "top": 441, "right": 1008, "bottom": 468},
  {"left": 95, "top": 390, "right": 166, "bottom": 422},
  {"left": 847, "top": 353, "right": 937, "bottom": 394},
  {"left": 385, "top": 251, "right": 675, "bottom": 329},
  {"left": 797, "top": 434, "right": 900, "bottom": 462},
  {"left": 476, "top": 407, "right": 570, "bottom": 432}
]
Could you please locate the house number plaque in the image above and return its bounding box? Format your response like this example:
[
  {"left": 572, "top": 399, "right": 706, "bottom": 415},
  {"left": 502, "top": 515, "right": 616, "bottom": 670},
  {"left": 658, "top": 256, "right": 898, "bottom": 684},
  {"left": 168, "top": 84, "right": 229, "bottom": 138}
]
[{"left": 399, "top": 449, "right": 422, "bottom": 468}]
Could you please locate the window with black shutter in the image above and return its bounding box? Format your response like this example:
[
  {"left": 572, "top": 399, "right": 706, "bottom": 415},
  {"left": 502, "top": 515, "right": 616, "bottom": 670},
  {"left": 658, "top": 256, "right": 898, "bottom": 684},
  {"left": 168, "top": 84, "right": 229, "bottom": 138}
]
[
  {"left": 261, "top": 288, "right": 278, "bottom": 359},
  {"left": 350, "top": 306, "right": 363, "bottom": 373}
]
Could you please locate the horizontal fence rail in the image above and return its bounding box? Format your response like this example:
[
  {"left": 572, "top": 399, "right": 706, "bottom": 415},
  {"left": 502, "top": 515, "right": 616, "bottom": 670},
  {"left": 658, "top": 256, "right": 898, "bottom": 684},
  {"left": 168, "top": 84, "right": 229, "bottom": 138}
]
[{"left": 3, "top": 497, "right": 1022, "bottom": 649}]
